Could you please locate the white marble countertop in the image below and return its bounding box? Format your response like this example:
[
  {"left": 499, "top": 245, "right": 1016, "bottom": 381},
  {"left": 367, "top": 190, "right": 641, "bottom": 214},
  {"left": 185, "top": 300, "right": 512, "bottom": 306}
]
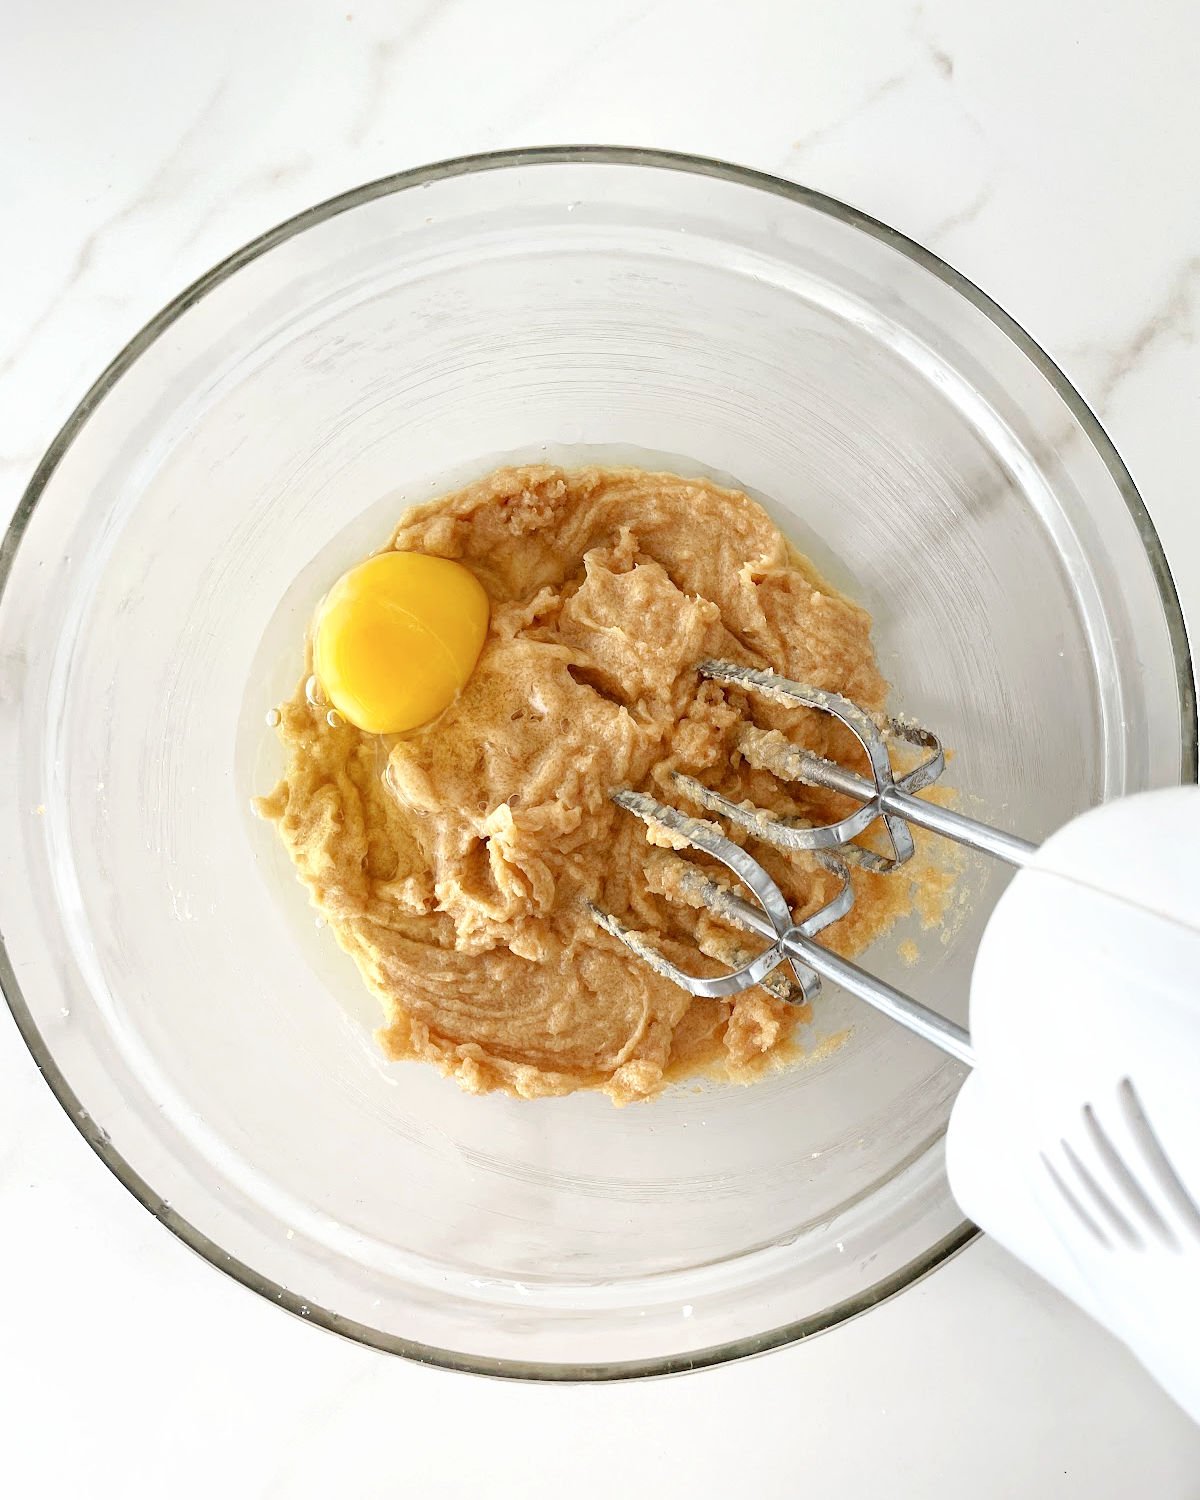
[{"left": 3, "top": 1, "right": 1199, "bottom": 1494}]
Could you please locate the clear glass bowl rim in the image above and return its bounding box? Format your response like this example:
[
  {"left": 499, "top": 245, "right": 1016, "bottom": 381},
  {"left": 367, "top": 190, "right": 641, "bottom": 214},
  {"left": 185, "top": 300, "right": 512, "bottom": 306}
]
[{"left": 1, "top": 145, "right": 1195, "bottom": 1382}]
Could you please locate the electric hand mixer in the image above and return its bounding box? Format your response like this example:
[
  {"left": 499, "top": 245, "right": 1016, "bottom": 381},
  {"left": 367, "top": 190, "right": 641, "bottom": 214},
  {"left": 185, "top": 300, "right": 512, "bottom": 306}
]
[{"left": 592, "top": 660, "right": 1200, "bottom": 1420}]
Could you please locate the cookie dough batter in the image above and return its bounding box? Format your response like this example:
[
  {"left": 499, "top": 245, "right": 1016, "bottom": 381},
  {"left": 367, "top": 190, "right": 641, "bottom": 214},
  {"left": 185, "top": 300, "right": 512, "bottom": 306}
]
[{"left": 258, "top": 465, "right": 933, "bottom": 1103}]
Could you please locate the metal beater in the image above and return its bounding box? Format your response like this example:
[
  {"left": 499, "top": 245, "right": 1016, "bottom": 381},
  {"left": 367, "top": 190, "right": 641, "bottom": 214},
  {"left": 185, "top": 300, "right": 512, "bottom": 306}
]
[{"left": 591, "top": 659, "right": 1038, "bottom": 1069}]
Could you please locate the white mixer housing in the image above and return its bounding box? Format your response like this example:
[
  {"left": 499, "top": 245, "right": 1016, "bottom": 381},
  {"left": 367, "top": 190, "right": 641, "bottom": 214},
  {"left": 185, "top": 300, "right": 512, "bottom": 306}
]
[{"left": 947, "top": 786, "right": 1200, "bottom": 1420}]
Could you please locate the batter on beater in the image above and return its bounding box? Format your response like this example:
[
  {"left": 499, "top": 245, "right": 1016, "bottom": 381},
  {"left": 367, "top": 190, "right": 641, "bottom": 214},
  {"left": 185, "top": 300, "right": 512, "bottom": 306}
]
[{"left": 257, "top": 464, "right": 948, "bottom": 1103}]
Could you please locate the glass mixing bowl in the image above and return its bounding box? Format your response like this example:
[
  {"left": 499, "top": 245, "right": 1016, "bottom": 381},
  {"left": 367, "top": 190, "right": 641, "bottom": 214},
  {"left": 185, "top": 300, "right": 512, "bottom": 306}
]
[{"left": 0, "top": 148, "right": 1193, "bottom": 1378}]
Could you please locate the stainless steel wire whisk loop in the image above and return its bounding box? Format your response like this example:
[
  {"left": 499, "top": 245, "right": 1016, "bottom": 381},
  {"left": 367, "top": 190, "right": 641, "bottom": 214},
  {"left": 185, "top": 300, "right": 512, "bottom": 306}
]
[
  {"left": 592, "top": 661, "right": 1042, "bottom": 1067},
  {"left": 687, "top": 662, "right": 1037, "bottom": 871}
]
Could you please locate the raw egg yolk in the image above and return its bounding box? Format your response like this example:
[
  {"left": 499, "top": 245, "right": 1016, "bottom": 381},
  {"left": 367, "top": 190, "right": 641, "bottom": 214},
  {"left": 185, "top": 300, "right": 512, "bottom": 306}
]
[{"left": 313, "top": 551, "right": 489, "bottom": 734}]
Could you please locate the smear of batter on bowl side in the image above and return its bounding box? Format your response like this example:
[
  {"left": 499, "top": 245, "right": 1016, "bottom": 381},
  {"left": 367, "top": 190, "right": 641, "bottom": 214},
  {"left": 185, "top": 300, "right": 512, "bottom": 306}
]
[{"left": 256, "top": 465, "right": 952, "bottom": 1104}]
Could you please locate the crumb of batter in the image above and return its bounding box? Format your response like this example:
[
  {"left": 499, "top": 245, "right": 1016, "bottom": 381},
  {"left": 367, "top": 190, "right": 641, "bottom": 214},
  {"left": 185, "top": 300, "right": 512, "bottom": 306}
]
[{"left": 256, "top": 465, "right": 952, "bottom": 1104}]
